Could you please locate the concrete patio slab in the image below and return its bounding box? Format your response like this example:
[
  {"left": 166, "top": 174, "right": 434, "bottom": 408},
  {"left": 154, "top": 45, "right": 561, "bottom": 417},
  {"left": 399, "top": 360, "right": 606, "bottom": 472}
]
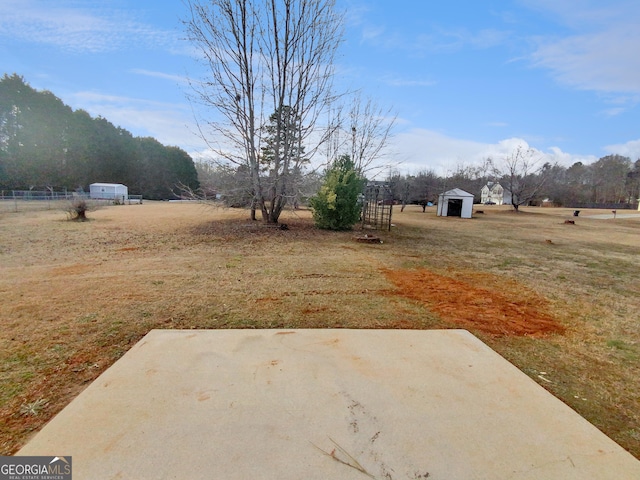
[{"left": 18, "top": 329, "right": 640, "bottom": 479}]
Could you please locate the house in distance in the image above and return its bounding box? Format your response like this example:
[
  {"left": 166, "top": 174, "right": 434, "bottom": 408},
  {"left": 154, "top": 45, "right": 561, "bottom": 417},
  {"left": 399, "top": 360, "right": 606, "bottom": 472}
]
[{"left": 480, "top": 182, "right": 511, "bottom": 205}]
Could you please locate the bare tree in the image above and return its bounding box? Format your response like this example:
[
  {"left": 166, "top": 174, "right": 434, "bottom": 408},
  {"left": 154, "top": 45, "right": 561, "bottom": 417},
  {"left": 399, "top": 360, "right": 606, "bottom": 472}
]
[
  {"left": 497, "top": 146, "right": 554, "bottom": 212},
  {"left": 348, "top": 94, "right": 396, "bottom": 176},
  {"left": 184, "top": 0, "right": 343, "bottom": 223},
  {"left": 324, "top": 93, "right": 397, "bottom": 177}
]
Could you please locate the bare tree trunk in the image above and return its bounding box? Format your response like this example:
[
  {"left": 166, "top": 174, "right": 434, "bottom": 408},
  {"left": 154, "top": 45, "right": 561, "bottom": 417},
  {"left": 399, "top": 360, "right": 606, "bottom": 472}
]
[
  {"left": 400, "top": 181, "right": 409, "bottom": 212},
  {"left": 250, "top": 198, "right": 257, "bottom": 221}
]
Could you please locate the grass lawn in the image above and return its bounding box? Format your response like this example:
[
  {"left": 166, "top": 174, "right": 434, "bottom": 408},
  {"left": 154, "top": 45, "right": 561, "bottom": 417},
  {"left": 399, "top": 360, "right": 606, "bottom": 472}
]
[{"left": 1, "top": 201, "right": 639, "bottom": 457}]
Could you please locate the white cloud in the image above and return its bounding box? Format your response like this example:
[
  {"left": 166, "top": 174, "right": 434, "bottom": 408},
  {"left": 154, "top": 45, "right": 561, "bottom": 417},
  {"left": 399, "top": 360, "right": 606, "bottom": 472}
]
[
  {"left": 0, "top": 0, "right": 177, "bottom": 53},
  {"left": 360, "top": 24, "right": 386, "bottom": 43},
  {"left": 546, "top": 146, "right": 597, "bottom": 166},
  {"left": 131, "top": 69, "right": 189, "bottom": 84},
  {"left": 348, "top": 2, "right": 511, "bottom": 56},
  {"left": 406, "top": 27, "right": 511, "bottom": 55},
  {"left": 519, "top": 0, "right": 635, "bottom": 27},
  {"left": 390, "top": 129, "right": 518, "bottom": 174},
  {"left": 604, "top": 139, "right": 640, "bottom": 160},
  {"left": 388, "top": 128, "right": 598, "bottom": 175},
  {"left": 531, "top": 26, "right": 640, "bottom": 94},
  {"left": 601, "top": 107, "right": 626, "bottom": 117},
  {"left": 527, "top": 1, "right": 640, "bottom": 95}
]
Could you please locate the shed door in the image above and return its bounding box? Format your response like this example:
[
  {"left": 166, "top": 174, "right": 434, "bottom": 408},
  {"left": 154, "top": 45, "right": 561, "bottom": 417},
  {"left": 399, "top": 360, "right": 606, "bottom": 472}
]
[{"left": 447, "top": 198, "right": 463, "bottom": 217}]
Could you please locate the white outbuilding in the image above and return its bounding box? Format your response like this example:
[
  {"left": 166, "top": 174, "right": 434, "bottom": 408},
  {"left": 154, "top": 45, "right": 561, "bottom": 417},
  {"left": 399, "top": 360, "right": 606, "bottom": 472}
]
[
  {"left": 89, "top": 183, "right": 128, "bottom": 203},
  {"left": 437, "top": 188, "right": 474, "bottom": 219}
]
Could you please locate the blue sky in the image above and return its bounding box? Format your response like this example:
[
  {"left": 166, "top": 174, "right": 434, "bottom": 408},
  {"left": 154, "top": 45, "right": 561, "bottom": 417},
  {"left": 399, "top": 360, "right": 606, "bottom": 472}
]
[{"left": 1, "top": 0, "right": 639, "bottom": 175}]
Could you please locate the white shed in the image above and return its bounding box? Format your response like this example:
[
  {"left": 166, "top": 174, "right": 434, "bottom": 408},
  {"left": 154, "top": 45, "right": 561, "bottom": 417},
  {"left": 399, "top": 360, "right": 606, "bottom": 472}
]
[
  {"left": 437, "top": 188, "right": 474, "bottom": 219},
  {"left": 90, "top": 183, "right": 128, "bottom": 203}
]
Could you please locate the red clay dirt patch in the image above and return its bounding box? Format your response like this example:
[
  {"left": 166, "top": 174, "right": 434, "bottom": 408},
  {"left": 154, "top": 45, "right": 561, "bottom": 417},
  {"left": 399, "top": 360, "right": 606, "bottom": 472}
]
[{"left": 383, "top": 268, "right": 565, "bottom": 337}]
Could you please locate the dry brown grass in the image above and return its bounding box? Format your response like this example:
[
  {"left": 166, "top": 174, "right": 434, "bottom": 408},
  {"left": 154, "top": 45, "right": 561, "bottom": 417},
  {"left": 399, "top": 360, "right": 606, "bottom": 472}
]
[{"left": 1, "top": 202, "right": 639, "bottom": 457}]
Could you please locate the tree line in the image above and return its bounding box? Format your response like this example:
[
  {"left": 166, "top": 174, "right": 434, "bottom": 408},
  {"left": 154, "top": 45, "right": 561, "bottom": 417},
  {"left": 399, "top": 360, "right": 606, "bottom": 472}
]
[
  {"left": 0, "top": 74, "right": 199, "bottom": 200},
  {"left": 389, "top": 152, "right": 640, "bottom": 209}
]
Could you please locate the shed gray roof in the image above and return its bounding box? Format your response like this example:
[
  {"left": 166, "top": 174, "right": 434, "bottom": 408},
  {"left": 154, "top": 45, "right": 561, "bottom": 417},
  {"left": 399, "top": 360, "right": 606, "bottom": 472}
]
[
  {"left": 90, "top": 183, "right": 127, "bottom": 188},
  {"left": 441, "top": 188, "right": 474, "bottom": 197}
]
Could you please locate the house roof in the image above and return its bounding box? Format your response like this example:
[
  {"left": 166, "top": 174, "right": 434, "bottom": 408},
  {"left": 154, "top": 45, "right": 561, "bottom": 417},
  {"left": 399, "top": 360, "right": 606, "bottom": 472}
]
[{"left": 441, "top": 188, "right": 474, "bottom": 198}]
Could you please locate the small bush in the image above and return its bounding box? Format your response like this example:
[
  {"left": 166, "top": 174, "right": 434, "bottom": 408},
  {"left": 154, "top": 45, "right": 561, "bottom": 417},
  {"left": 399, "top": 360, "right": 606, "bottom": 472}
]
[
  {"left": 67, "top": 198, "right": 92, "bottom": 221},
  {"left": 310, "top": 155, "right": 364, "bottom": 230}
]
